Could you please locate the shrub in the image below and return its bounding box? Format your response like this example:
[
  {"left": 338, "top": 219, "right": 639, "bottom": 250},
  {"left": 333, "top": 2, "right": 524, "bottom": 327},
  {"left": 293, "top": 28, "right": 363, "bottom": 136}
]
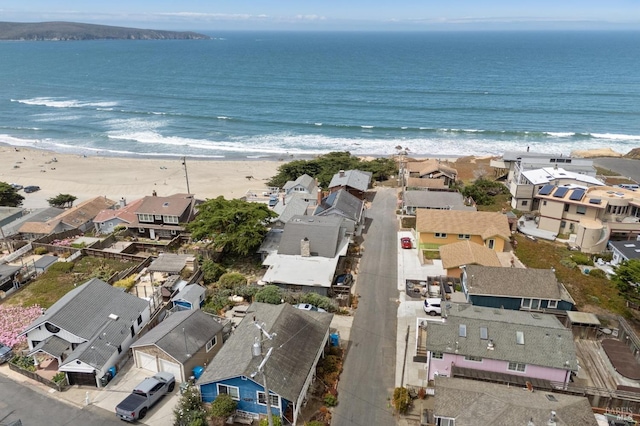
[
  {"left": 48, "top": 262, "right": 74, "bottom": 273},
  {"left": 113, "top": 276, "right": 137, "bottom": 291},
  {"left": 589, "top": 268, "right": 607, "bottom": 279},
  {"left": 11, "top": 355, "right": 36, "bottom": 372},
  {"left": 201, "top": 260, "right": 227, "bottom": 284},
  {"left": 392, "top": 387, "right": 411, "bottom": 414},
  {"left": 255, "top": 285, "right": 283, "bottom": 305},
  {"left": 321, "top": 355, "right": 340, "bottom": 374},
  {"left": 571, "top": 253, "right": 594, "bottom": 266},
  {"left": 259, "top": 416, "right": 282, "bottom": 426},
  {"left": 559, "top": 258, "right": 577, "bottom": 269},
  {"left": 599, "top": 252, "right": 614, "bottom": 262},
  {"left": 33, "top": 247, "right": 48, "bottom": 255},
  {"left": 217, "top": 272, "right": 247, "bottom": 290},
  {"left": 173, "top": 384, "right": 207, "bottom": 426},
  {"left": 300, "top": 293, "right": 336, "bottom": 313},
  {"left": 209, "top": 393, "right": 237, "bottom": 419},
  {"left": 52, "top": 372, "right": 67, "bottom": 385},
  {"left": 324, "top": 393, "right": 338, "bottom": 407}
]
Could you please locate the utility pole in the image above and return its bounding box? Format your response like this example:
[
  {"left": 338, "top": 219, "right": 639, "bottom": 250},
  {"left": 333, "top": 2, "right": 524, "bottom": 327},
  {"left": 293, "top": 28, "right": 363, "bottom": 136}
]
[
  {"left": 181, "top": 157, "right": 191, "bottom": 194},
  {"left": 252, "top": 321, "right": 277, "bottom": 426}
]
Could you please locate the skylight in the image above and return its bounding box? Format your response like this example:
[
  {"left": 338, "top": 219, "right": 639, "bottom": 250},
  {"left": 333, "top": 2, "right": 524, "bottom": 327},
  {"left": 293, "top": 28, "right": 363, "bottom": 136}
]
[
  {"left": 459, "top": 324, "right": 467, "bottom": 338},
  {"left": 480, "top": 327, "right": 488, "bottom": 340},
  {"left": 516, "top": 331, "right": 525, "bottom": 345}
]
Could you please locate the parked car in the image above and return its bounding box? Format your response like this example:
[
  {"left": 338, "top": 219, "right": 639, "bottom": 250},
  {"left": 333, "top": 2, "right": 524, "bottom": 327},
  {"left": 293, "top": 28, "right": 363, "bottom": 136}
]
[
  {"left": 10, "top": 183, "right": 23, "bottom": 190},
  {"left": 400, "top": 237, "right": 412, "bottom": 249},
  {"left": 24, "top": 185, "right": 40, "bottom": 193},
  {"left": 294, "top": 303, "right": 327, "bottom": 313},
  {"left": 0, "top": 343, "right": 14, "bottom": 364},
  {"left": 423, "top": 298, "right": 442, "bottom": 316},
  {"left": 334, "top": 273, "right": 353, "bottom": 286},
  {"left": 115, "top": 372, "right": 175, "bottom": 422}
]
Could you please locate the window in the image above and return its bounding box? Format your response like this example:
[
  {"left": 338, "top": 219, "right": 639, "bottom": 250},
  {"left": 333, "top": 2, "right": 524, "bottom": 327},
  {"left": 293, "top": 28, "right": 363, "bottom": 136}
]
[
  {"left": 217, "top": 384, "right": 240, "bottom": 400},
  {"left": 206, "top": 336, "right": 217, "bottom": 352},
  {"left": 521, "top": 200, "right": 528, "bottom": 207},
  {"left": 137, "top": 315, "right": 142, "bottom": 325},
  {"left": 508, "top": 362, "right": 526, "bottom": 372},
  {"left": 464, "top": 355, "right": 482, "bottom": 362},
  {"left": 480, "top": 327, "right": 488, "bottom": 340},
  {"left": 521, "top": 298, "right": 541, "bottom": 310},
  {"left": 459, "top": 324, "right": 467, "bottom": 337},
  {"left": 163, "top": 215, "right": 179, "bottom": 224},
  {"left": 543, "top": 200, "right": 547, "bottom": 206},
  {"left": 564, "top": 204, "right": 570, "bottom": 212},
  {"left": 436, "top": 418, "right": 455, "bottom": 426},
  {"left": 257, "top": 391, "right": 280, "bottom": 408},
  {"left": 432, "top": 352, "right": 444, "bottom": 359},
  {"left": 435, "top": 233, "right": 447, "bottom": 239},
  {"left": 576, "top": 206, "right": 587, "bottom": 215},
  {"left": 458, "top": 234, "right": 470, "bottom": 240},
  {"left": 548, "top": 300, "right": 558, "bottom": 309},
  {"left": 138, "top": 213, "right": 154, "bottom": 222},
  {"left": 487, "top": 239, "right": 495, "bottom": 250},
  {"left": 560, "top": 221, "right": 566, "bottom": 230}
]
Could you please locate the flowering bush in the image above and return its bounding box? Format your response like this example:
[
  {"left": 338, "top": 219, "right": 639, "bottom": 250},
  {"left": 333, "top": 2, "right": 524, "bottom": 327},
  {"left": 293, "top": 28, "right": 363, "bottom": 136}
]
[{"left": 0, "top": 305, "right": 43, "bottom": 348}]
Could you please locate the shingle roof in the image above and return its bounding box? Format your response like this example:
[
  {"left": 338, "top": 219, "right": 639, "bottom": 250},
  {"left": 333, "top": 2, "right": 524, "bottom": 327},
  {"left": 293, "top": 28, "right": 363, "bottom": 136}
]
[
  {"left": 273, "top": 195, "right": 311, "bottom": 224},
  {"left": 416, "top": 209, "right": 511, "bottom": 241},
  {"left": 464, "top": 265, "right": 571, "bottom": 301},
  {"left": 406, "top": 177, "right": 449, "bottom": 189},
  {"left": 1, "top": 207, "right": 64, "bottom": 237},
  {"left": 197, "top": 302, "right": 332, "bottom": 402},
  {"left": 132, "top": 310, "right": 223, "bottom": 364},
  {"left": 328, "top": 170, "right": 372, "bottom": 192},
  {"left": 135, "top": 193, "right": 194, "bottom": 217},
  {"left": 403, "top": 190, "right": 466, "bottom": 209},
  {"left": 93, "top": 198, "right": 144, "bottom": 224},
  {"left": 148, "top": 253, "right": 195, "bottom": 274},
  {"left": 609, "top": 240, "right": 640, "bottom": 261},
  {"left": 283, "top": 174, "right": 317, "bottom": 193},
  {"left": 439, "top": 241, "right": 502, "bottom": 269},
  {"left": 278, "top": 215, "right": 344, "bottom": 258},
  {"left": 434, "top": 377, "right": 598, "bottom": 426},
  {"left": 57, "top": 196, "right": 117, "bottom": 228},
  {"left": 427, "top": 304, "right": 577, "bottom": 371},
  {"left": 314, "top": 189, "right": 364, "bottom": 223},
  {"left": 406, "top": 159, "right": 458, "bottom": 178},
  {"left": 171, "top": 284, "right": 206, "bottom": 307}
]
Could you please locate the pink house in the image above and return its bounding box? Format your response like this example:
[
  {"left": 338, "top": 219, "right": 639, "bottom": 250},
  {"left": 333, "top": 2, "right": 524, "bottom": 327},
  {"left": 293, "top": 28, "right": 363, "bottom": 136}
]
[{"left": 425, "top": 304, "right": 577, "bottom": 386}]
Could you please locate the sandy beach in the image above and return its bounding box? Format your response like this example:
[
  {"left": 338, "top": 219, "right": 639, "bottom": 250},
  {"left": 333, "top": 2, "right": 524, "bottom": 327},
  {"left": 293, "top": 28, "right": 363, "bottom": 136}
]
[{"left": 0, "top": 146, "right": 283, "bottom": 209}]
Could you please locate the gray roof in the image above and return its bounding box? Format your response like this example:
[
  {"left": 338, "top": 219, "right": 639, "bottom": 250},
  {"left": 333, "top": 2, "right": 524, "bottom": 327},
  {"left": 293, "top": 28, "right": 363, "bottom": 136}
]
[
  {"left": 257, "top": 229, "right": 284, "bottom": 255},
  {"left": 278, "top": 215, "right": 345, "bottom": 258},
  {"left": 148, "top": 253, "right": 194, "bottom": 274},
  {"left": 272, "top": 195, "right": 311, "bottom": 224},
  {"left": 609, "top": 240, "right": 640, "bottom": 261},
  {"left": 23, "top": 278, "right": 148, "bottom": 342},
  {"left": 283, "top": 174, "right": 316, "bottom": 193},
  {"left": 427, "top": 304, "right": 578, "bottom": 371},
  {"left": 465, "top": 265, "right": 574, "bottom": 303},
  {"left": 328, "top": 169, "right": 372, "bottom": 192},
  {"left": 197, "top": 302, "right": 332, "bottom": 402},
  {"left": 314, "top": 189, "right": 364, "bottom": 223},
  {"left": 171, "top": 284, "right": 206, "bottom": 306},
  {"left": 0, "top": 207, "right": 24, "bottom": 225},
  {"left": 132, "top": 310, "right": 223, "bottom": 364},
  {"left": 28, "top": 335, "right": 70, "bottom": 358},
  {"left": 434, "top": 377, "right": 598, "bottom": 426},
  {"left": 403, "top": 190, "right": 467, "bottom": 210},
  {"left": 0, "top": 264, "right": 21, "bottom": 281},
  {"left": 0, "top": 207, "right": 64, "bottom": 238},
  {"left": 34, "top": 255, "right": 58, "bottom": 270}
]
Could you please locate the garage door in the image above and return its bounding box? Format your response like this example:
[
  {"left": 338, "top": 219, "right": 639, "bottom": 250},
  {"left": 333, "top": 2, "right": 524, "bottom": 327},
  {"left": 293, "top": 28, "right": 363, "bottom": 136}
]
[
  {"left": 67, "top": 371, "right": 97, "bottom": 387},
  {"left": 136, "top": 351, "right": 158, "bottom": 373},
  {"left": 159, "top": 358, "right": 183, "bottom": 382}
]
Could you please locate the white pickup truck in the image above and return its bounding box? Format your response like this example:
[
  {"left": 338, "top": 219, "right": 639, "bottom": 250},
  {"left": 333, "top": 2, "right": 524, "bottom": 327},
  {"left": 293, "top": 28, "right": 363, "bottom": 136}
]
[{"left": 115, "top": 372, "right": 175, "bottom": 422}]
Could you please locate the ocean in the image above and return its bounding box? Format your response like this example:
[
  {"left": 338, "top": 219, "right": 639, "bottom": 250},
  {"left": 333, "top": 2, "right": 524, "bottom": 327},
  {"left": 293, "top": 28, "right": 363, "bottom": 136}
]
[{"left": 1, "top": 31, "right": 639, "bottom": 160}]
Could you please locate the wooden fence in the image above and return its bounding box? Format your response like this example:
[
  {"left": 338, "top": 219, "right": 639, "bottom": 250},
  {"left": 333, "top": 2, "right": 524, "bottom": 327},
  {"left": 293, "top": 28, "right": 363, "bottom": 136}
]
[{"left": 8, "top": 361, "right": 68, "bottom": 392}]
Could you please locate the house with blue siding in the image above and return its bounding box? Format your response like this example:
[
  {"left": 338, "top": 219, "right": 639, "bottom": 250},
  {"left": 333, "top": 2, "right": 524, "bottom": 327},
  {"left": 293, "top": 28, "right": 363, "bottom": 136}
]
[
  {"left": 462, "top": 265, "right": 575, "bottom": 312},
  {"left": 197, "top": 302, "right": 333, "bottom": 425}
]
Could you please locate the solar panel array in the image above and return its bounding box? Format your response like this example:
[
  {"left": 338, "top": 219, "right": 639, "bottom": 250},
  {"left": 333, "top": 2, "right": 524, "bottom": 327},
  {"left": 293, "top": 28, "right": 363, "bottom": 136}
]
[
  {"left": 538, "top": 184, "right": 554, "bottom": 196},
  {"left": 589, "top": 198, "right": 602, "bottom": 204},
  {"left": 569, "top": 189, "right": 585, "bottom": 201},
  {"left": 553, "top": 187, "right": 569, "bottom": 198}
]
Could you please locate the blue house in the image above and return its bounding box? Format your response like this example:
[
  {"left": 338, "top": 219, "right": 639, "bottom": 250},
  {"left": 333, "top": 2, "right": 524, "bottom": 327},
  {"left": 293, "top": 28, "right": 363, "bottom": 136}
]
[
  {"left": 171, "top": 284, "right": 205, "bottom": 310},
  {"left": 197, "top": 302, "right": 333, "bottom": 425},
  {"left": 462, "top": 265, "right": 575, "bottom": 312}
]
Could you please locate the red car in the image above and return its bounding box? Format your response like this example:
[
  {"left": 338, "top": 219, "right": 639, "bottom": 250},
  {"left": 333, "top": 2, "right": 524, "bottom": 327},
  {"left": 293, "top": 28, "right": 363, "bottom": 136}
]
[{"left": 401, "top": 237, "right": 412, "bottom": 249}]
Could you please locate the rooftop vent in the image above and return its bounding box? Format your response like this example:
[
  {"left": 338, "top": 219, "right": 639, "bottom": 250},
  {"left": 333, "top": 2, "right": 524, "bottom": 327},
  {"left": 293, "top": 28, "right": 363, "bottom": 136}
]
[
  {"left": 108, "top": 313, "right": 119, "bottom": 321},
  {"left": 459, "top": 324, "right": 467, "bottom": 338},
  {"left": 487, "top": 339, "right": 495, "bottom": 351},
  {"left": 163, "top": 202, "right": 170, "bottom": 207}
]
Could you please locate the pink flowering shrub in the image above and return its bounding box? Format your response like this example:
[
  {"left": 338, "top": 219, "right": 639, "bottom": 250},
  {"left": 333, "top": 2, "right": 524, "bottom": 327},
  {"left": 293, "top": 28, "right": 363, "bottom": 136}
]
[{"left": 0, "top": 305, "right": 43, "bottom": 348}]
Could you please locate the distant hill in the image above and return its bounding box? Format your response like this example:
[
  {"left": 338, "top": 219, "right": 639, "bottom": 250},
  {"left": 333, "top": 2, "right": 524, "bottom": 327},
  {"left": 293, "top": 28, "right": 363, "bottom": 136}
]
[{"left": 0, "top": 21, "right": 210, "bottom": 41}]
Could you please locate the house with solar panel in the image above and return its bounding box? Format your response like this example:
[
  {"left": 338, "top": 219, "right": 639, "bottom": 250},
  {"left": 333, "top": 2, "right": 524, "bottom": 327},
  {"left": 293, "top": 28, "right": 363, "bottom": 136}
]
[
  {"left": 534, "top": 185, "right": 640, "bottom": 253},
  {"left": 423, "top": 304, "right": 578, "bottom": 386},
  {"left": 509, "top": 166, "right": 603, "bottom": 212}
]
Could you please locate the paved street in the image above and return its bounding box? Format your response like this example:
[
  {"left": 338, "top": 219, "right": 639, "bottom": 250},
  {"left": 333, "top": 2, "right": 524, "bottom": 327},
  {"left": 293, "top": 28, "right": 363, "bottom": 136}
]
[
  {"left": 593, "top": 157, "right": 640, "bottom": 183},
  {"left": 333, "top": 187, "right": 398, "bottom": 426},
  {"left": 0, "top": 375, "right": 122, "bottom": 426}
]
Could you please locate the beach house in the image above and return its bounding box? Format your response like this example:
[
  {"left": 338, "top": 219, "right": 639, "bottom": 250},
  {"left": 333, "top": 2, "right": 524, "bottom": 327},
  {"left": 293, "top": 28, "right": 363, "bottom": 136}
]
[
  {"left": 327, "top": 169, "right": 372, "bottom": 200},
  {"left": 128, "top": 193, "right": 195, "bottom": 240}
]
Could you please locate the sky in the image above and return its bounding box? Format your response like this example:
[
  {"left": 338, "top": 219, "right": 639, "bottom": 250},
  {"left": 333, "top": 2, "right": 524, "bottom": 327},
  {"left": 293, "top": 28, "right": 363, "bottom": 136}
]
[{"left": 1, "top": 1, "right": 639, "bottom": 32}]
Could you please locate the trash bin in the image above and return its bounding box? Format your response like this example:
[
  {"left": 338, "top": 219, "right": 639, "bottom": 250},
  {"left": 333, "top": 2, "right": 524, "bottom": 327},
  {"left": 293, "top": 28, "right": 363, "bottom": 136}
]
[{"left": 330, "top": 333, "right": 339, "bottom": 347}]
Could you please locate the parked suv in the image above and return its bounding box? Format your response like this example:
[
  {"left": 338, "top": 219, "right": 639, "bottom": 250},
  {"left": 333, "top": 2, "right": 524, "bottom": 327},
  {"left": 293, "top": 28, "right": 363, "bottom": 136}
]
[{"left": 423, "top": 298, "right": 442, "bottom": 316}]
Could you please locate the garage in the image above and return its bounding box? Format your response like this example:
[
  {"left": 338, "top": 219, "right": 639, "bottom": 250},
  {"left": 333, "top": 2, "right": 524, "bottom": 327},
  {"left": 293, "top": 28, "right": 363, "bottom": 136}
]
[
  {"left": 67, "top": 371, "right": 97, "bottom": 387},
  {"left": 159, "top": 358, "right": 183, "bottom": 382},
  {"left": 136, "top": 351, "right": 158, "bottom": 373}
]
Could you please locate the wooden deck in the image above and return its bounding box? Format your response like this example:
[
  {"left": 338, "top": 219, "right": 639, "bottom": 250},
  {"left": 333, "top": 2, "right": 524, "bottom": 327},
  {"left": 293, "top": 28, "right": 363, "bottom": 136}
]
[{"left": 574, "top": 339, "right": 618, "bottom": 389}]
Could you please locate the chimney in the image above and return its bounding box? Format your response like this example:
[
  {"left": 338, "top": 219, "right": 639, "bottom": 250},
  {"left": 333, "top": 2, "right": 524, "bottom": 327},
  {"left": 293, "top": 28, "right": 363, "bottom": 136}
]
[
  {"left": 339, "top": 170, "right": 345, "bottom": 178},
  {"left": 152, "top": 190, "right": 157, "bottom": 197},
  {"left": 301, "top": 237, "right": 311, "bottom": 257},
  {"left": 317, "top": 187, "right": 323, "bottom": 206},
  {"left": 282, "top": 195, "right": 286, "bottom": 206},
  {"left": 119, "top": 197, "right": 127, "bottom": 208}
]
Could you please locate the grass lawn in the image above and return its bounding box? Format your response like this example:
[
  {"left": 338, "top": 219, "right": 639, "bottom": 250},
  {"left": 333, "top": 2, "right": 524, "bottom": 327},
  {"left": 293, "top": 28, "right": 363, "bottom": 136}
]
[
  {"left": 1, "top": 256, "right": 139, "bottom": 308},
  {"left": 514, "top": 235, "right": 630, "bottom": 317}
]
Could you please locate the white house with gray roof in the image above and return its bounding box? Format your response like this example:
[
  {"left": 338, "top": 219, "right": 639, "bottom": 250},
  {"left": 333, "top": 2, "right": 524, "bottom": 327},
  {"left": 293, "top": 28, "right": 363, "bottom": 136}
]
[
  {"left": 21, "top": 278, "right": 151, "bottom": 387},
  {"left": 425, "top": 304, "right": 577, "bottom": 386},
  {"left": 261, "top": 215, "right": 350, "bottom": 295},
  {"left": 402, "top": 190, "right": 476, "bottom": 215},
  {"left": 328, "top": 169, "right": 372, "bottom": 199},
  {"left": 197, "top": 302, "right": 332, "bottom": 425},
  {"left": 314, "top": 188, "right": 365, "bottom": 225},
  {"left": 271, "top": 194, "right": 312, "bottom": 229},
  {"left": 281, "top": 174, "right": 319, "bottom": 206},
  {"left": 432, "top": 377, "right": 598, "bottom": 426}
]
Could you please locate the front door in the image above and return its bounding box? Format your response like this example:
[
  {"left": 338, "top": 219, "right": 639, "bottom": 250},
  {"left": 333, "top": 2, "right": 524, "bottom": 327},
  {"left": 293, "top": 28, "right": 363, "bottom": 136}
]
[{"left": 150, "top": 229, "right": 156, "bottom": 239}]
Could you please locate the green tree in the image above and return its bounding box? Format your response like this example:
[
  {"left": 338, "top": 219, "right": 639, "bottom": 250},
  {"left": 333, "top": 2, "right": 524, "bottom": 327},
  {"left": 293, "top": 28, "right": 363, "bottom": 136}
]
[
  {"left": 255, "top": 285, "right": 283, "bottom": 304},
  {"left": 0, "top": 182, "right": 24, "bottom": 207},
  {"left": 217, "top": 272, "right": 247, "bottom": 289},
  {"left": 259, "top": 416, "right": 282, "bottom": 426},
  {"left": 47, "top": 193, "right": 77, "bottom": 208},
  {"left": 392, "top": 387, "right": 412, "bottom": 414},
  {"left": 173, "top": 384, "right": 207, "bottom": 426},
  {"left": 187, "top": 196, "right": 276, "bottom": 256},
  {"left": 612, "top": 259, "right": 640, "bottom": 297},
  {"left": 208, "top": 393, "right": 237, "bottom": 420},
  {"left": 201, "top": 259, "right": 227, "bottom": 285}
]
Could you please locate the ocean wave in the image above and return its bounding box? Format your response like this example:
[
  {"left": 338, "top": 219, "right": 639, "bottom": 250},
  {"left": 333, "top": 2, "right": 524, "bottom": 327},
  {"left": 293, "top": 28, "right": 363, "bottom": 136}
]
[{"left": 13, "top": 97, "right": 118, "bottom": 109}]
